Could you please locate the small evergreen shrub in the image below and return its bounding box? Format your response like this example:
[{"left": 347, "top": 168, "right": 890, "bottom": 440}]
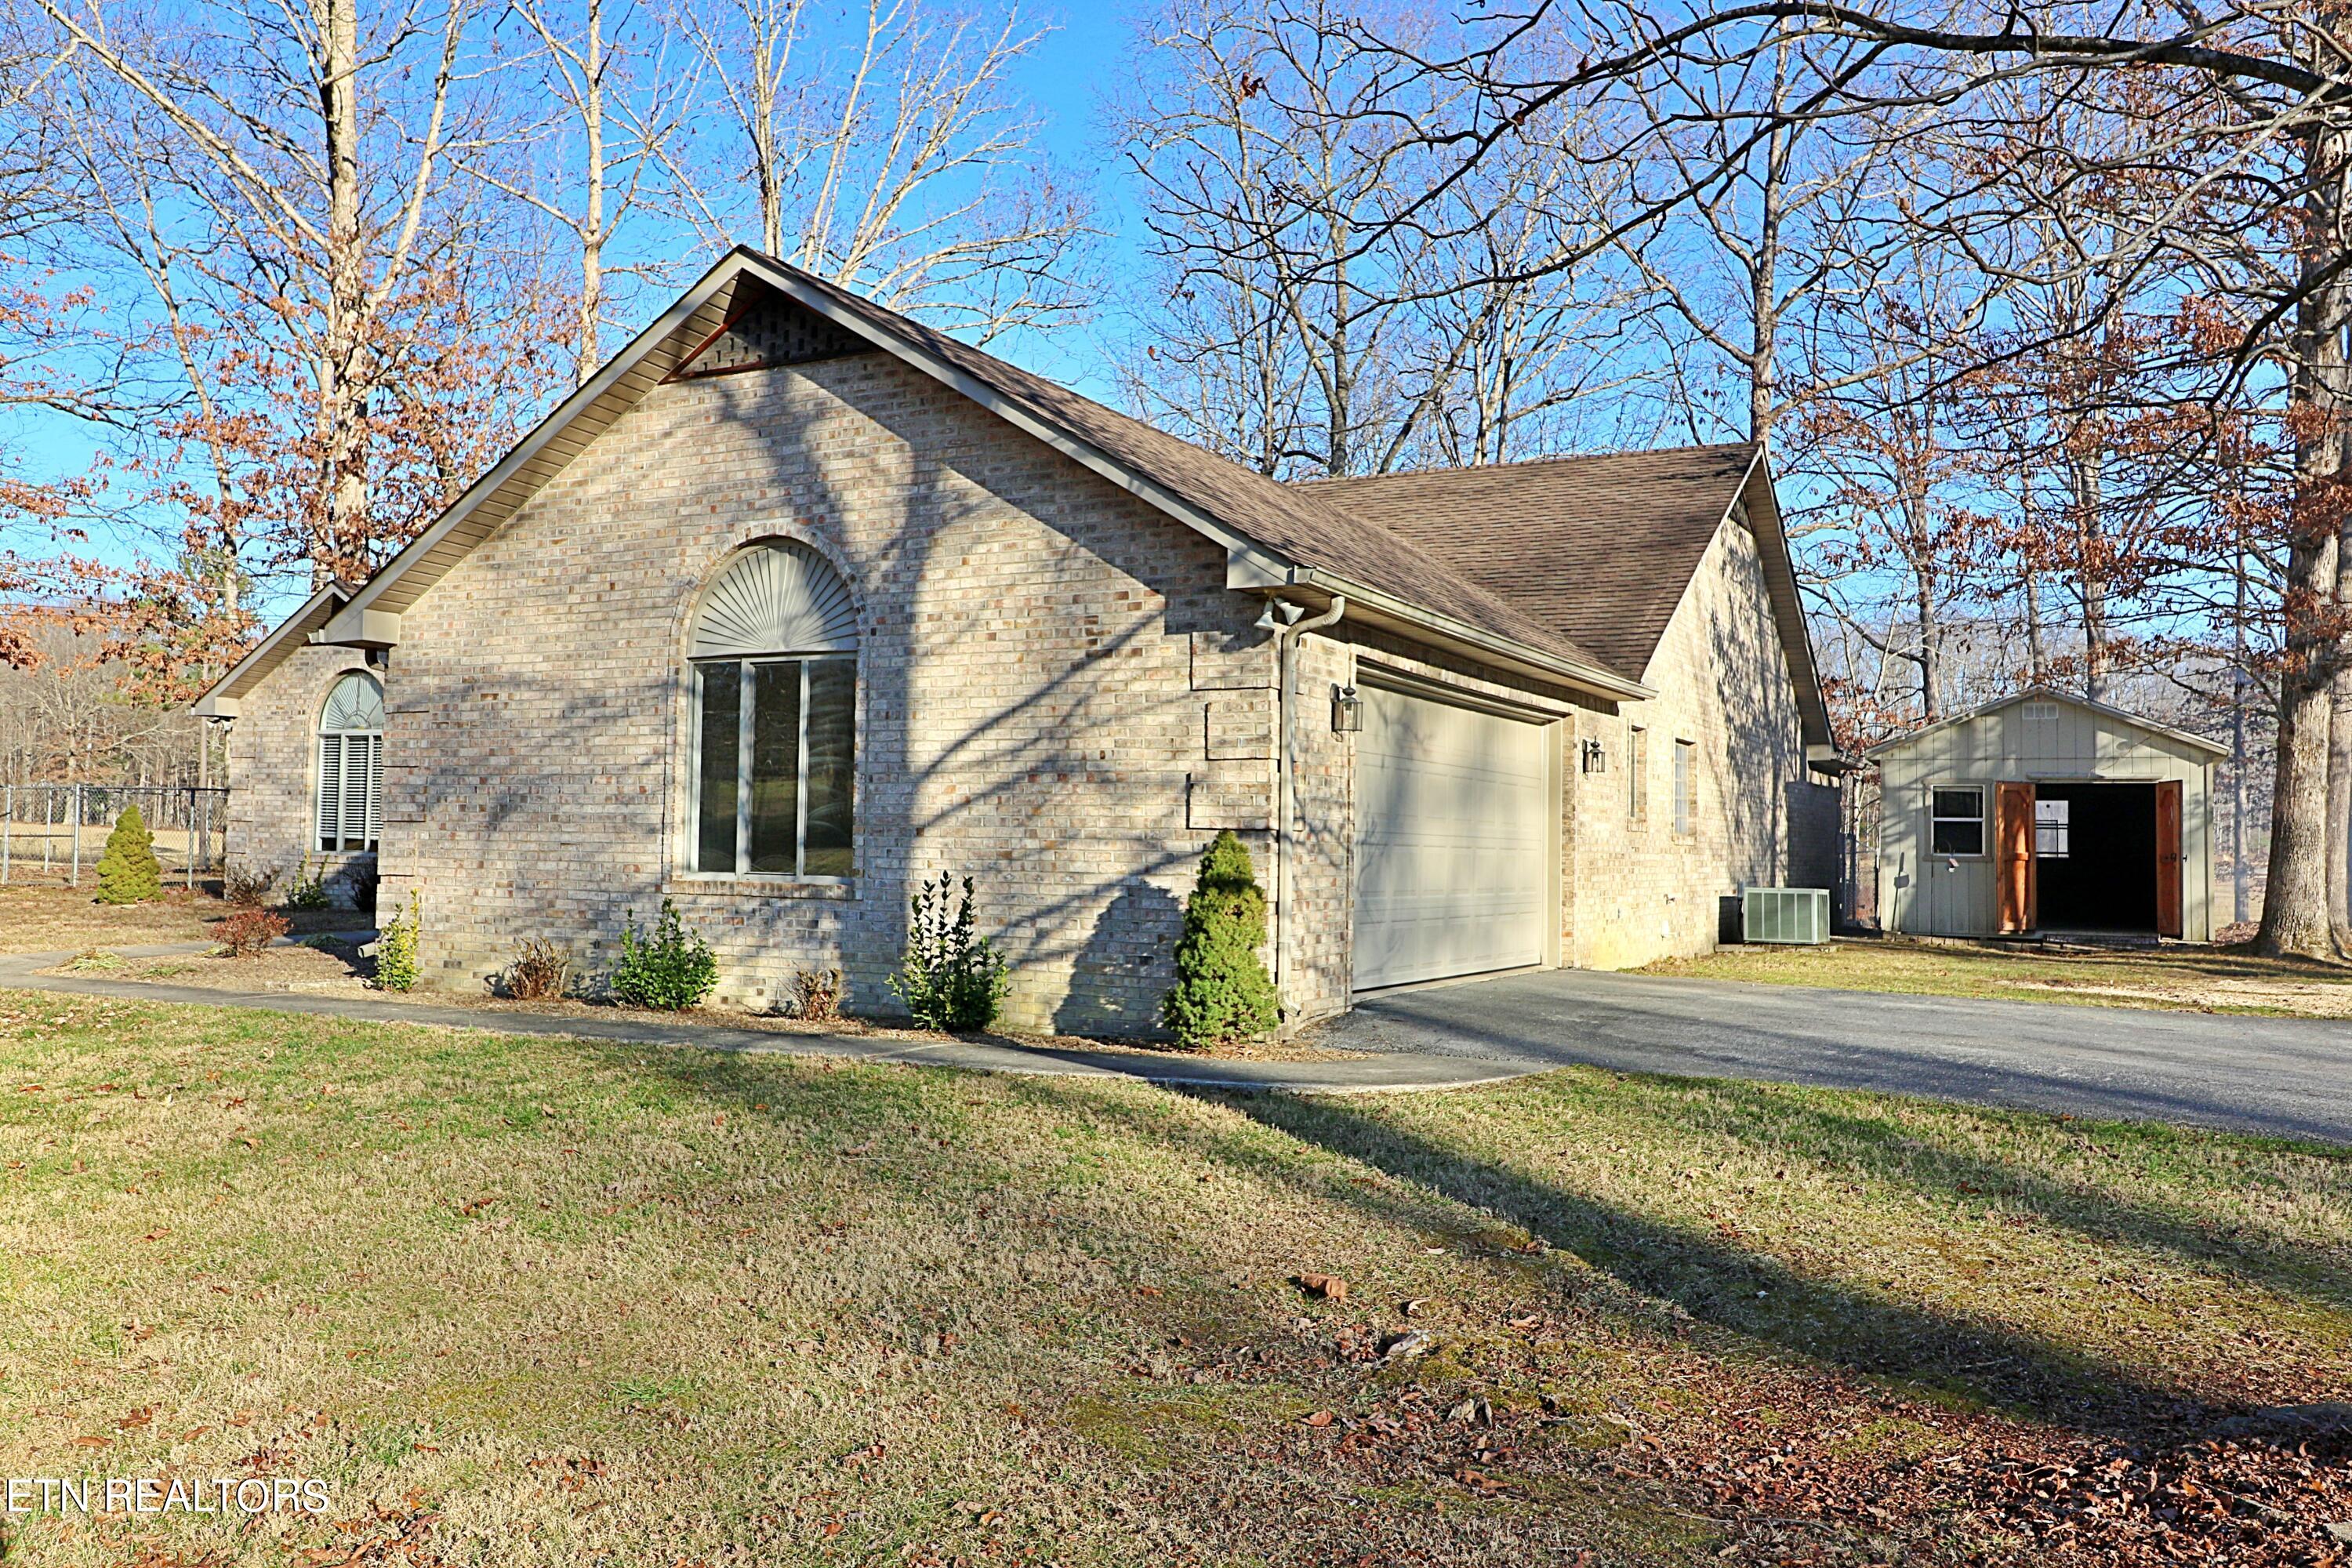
[
  {"left": 1160, "top": 830, "right": 1279, "bottom": 1049},
  {"left": 888, "top": 874, "right": 1008, "bottom": 1031},
  {"left": 373, "top": 890, "right": 421, "bottom": 992},
  {"left": 608, "top": 899, "right": 717, "bottom": 1011},
  {"left": 216, "top": 907, "right": 289, "bottom": 957},
  {"left": 506, "top": 938, "right": 572, "bottom": 1001},
  {"left": 94, "top": 805, "right": 163, "bottom": 906},
  {"left": 285, "top": 857, "right": 330, "bottom": 910}
]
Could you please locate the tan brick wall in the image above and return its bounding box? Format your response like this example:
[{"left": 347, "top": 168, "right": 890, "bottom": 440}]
[
  {"left": 235, "top": 350, "right": 1276, "bottom": 1033},
  {"left": 1563, "top": 514, "right": 1811, "bottom": 968},
  {"left": 225, "top": 350, "right": 1817, "bottom": 1022},
  {"left": 225, "top": 643, "right": 381, "bottom": 905}
]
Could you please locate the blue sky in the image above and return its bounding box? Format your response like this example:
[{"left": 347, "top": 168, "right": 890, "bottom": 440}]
[{"left": 8, "top": 0, "right": 1156, "bottom": 613}]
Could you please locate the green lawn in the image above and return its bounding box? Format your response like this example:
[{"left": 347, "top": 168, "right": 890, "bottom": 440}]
[
  {"left": 1643, "top": 935, "right": 2352, "bottom": 1018},
  {"left": 2, "top": 994, "right": 2347, "bottom": 1565}
]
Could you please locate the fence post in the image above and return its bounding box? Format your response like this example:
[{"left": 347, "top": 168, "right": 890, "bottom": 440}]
[
  {"left": 187, "top": 786, "right": 196, "bottom": 891},
  {"left": 2, "top": 782, "right": 10, "bottom": 885},
  {"left": 71, "top": 782, "right": 83, "bottom": 887}
]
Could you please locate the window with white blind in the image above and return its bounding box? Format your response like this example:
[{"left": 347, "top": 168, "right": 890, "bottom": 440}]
[
  {"left": 689, "top": 541, "right": 859, "bottom": 879},
  {"left": 1672, "top": 739, "right": 1697, "bottom": 837},
  {"left": 316, "top": 671, "right": 383, "bottom": 852}
]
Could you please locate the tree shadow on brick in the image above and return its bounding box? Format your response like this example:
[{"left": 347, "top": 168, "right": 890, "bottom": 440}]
[{"left": 1052, "top": 879, "right": 1184, "bottom": 1038}]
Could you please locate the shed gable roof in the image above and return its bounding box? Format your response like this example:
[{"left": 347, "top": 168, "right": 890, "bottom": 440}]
[{"left": 1864, "top": 688, "right": 2229, "bottom": 760}]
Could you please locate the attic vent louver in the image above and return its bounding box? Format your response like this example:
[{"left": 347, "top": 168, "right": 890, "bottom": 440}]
[{"left": 670, "top": 290, "right": 869, "bottom": 380}]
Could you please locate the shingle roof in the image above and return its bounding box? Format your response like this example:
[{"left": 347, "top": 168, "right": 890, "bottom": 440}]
[
  {"left": 1300, "top": 445, "right": 1759, "bottom": 679},
  {"left": 770, "top": 269, "right": 1620, "bottom": 678}
]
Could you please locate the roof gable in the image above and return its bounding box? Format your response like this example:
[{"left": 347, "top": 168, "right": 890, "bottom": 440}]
[
  {"left": 1865, "top": 688, "right": 2229, "bottom": 760},
  {"left": 258, "top": 249, "right": 1645, "bottom": 704}
]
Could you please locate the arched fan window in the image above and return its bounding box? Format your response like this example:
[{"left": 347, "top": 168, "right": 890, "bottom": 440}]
[
  {"left": 316, "top": 671, "right": 383, "bottom": 853},
  {"left": 690, "top": 541, "right": 858, "bottom": 878}
]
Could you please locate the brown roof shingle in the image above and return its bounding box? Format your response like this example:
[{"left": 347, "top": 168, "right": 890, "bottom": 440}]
[
  {"left": 767, "top": 269, "right": 1624, "bottom": 680},
  {"left": 1300, "top": 444, "right": 1758, "bottom": 679}
]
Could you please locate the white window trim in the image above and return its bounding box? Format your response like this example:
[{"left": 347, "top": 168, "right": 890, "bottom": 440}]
[
  {"left": 314, "top": 675, "right": 383, "bottom": 854},
  {"left": 1929, "top": 785, "right": 1988, "bottom": 859},
  {"left": 1671, "top": 737, "right": 1697, "bottom": 839},
  {"left": 686, "top": 652, "right": 855, "bottom": 884}
]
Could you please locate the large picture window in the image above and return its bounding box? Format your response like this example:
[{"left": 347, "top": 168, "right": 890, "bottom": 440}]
[
  {"left": 690, "top": 541, "right": 858, "bottom": 879},
  {"left": 316, "top": 671, "right": 383, "bottom": 852}
]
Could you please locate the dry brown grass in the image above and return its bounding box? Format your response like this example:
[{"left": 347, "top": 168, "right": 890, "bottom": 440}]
[
  {"left": 1644, "top": 934, "right": 2352, "bottom": 1018},
  {"left": 0, "top": 995, "right": 2345, "bottom": 1565},
  {"left": 0, "top": 885, "right": 230, "bottom": 954}
]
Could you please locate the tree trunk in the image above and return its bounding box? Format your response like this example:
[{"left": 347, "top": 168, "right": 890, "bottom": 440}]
[
  {"left": 578, "top": 0, "right": 604, "bottom": 382},
  {"left": 318, "top": 0, "right": 368, "bottom": 583},
  {"left": 1750, "top": 121, "right": 1783, "bottom": 452},
  {"left": 2256, "top": 125, "right": 2351, "bottom": 959},
  {"left": 2232, "top": 543, "right": 2252, "bottom": 926}
]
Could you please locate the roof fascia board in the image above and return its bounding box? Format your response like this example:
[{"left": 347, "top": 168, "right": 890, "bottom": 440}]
[
  {"left": 736, "top": 256, "right": 1266, "bottom": 561},
  {"left": 189, "top": 583, "right": 347, "bottom": 713},
  {"left": 1735, "top": 453, "right": 1835, "bottom": 753},
  {"left": 321, "top": 253, "right": 750, "bottom": 643},
  {"left": 1257, "top": 559, "right": 1651, "bottom": 702}
]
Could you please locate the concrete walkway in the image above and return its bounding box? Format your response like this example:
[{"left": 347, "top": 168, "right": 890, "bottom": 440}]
[
  {"left": 1324, "top": 965, "right": 2352, "bottom": 1143},
  {"left": 0, "top": 944, "right": 1533, "bottom": 1096}
]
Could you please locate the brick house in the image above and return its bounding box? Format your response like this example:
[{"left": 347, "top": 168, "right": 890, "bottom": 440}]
[{"left": 194, "top": 249, "right": 1842, "bottom": 1033}]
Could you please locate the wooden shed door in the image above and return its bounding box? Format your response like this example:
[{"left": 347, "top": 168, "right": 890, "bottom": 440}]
[
  {"left": 2154, "top": 779, "right": 2183, "bottom": 938},
  {"left": 1996, "top": 781, "right": 2036, "bottom": 934}
]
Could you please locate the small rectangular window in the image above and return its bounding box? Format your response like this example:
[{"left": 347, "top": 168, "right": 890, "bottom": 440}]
[
  {"left": 1627, "top": 725, "right": 1647, "bottom": 824},
  {"left": 695, "top": 661, "right": 742, "bottom": 873},
  {"left": 1930, "top": 786, "right": 1986, "bottom": 856},
  {"left": 1672, "top": 739, "right": 1696, "bottom": 837},
  {"left": 2034, "top": 797, "right": 2070, "bottom": 858}
]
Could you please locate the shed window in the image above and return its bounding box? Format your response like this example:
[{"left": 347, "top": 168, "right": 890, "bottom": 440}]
[
  {"left": 690, "top": 542, "right": 858, "bottom": 878},
  {"left": 315, "top": 672, "right": 383, "bottom": 852},
  {"left": 1672, "top": 739, "right": 1697, "bottom": 837},
  {"left": 1627, "top": 724, "right": 1648, "bottom": 824},
  {"left": 2035, "top": 797, "right": 2070, "bottom": 858},
  {"left": 1930, "top": 786, "right": 1985, "bottom": 856}
]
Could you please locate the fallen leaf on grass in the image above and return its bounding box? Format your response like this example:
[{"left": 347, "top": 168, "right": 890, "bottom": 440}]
[
  {"left": 72, "top": 1435, "right": 110, "bottom": 1448},
  {"left": 140, "top": 1228, "right": 169, "bottom": 1243},
  {"left": 1295, "top": 1272, "right": 1347, "bottom": 1301},
  {"left": 1301, "top": 1410, "right": 1336, "bottom": 1428}
]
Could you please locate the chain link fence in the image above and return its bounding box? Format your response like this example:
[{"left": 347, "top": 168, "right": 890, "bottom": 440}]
[{"left": 0, "top": 784, "right": 229, "bottom": 889}]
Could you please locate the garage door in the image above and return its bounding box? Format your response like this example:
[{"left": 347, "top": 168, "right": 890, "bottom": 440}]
[{"left": 1353, "top": 683, "right": 1551, "bottom": 990}]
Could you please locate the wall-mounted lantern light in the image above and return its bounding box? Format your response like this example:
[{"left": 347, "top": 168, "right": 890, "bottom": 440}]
[
  {"left": 1581, "top": 737, "right": 1607, "bottom": 774},
  {"left": 1330, "top": 684, "right": 1363, "bottom": 733}
]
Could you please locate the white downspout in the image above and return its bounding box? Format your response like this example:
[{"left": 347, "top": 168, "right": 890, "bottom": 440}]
[{"left": 1266, "top": 594, "right": 1345, "bottom": 1019}]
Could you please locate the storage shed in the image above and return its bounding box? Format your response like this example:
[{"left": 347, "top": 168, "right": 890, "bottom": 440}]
[{"left": 1868, "top": 689, "right": 2223, "bottom": 942}]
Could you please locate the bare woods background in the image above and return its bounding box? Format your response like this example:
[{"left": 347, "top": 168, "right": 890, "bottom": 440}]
[{"left": 0, "top": 0, "right": 2323, "bottom": 939}]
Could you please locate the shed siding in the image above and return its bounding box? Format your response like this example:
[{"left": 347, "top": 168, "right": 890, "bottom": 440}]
[{"left": 1875, "top": 699, "right": 2214, "bottom": 941}]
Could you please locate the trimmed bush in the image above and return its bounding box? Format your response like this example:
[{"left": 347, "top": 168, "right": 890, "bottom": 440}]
[
  {"left": 373, "top": 890, "right": 421, "bottom": 993},
  {"left": 793, "top": 967, "right": 842, "bottom": 1022},
  {"left": 94, "top": 806, "right": 163, "bottom": 906},
  {"left": 223, "top": 866, "right": 278, "bottom": 908},
  {"left": 609, "top": 899, "right": 717, "bottom": 1011},
  {"left": 1160, "top": 830, "right": 1279, "bottom": 1049},
  {"left": 888, "top": 874, "right": 1007, "bottom": 1031},
  {"left": 216, "top": 907, "right": 289, "bottom": 957}
]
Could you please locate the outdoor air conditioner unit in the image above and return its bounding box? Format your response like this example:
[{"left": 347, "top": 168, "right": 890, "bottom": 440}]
[{"left": 1742, "top": 887, "right": 1831, "bottom": 946}]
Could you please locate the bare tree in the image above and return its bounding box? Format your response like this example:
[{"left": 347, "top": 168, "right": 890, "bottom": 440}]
[
  {"left": 1352, "top": 0, "right": 2352, "bottom": 954},
  {"left": 31, "top": 0, "right": 517, "bottom": 579},
  {"left": 1119, "top": 0, "right": 1639, "bottom": 477},
  {"left": 666, "top": 0, "right": 1090, "bottom": 341},
  {"left": 469, "top": 0, "right": 695, "bottom": 379}
]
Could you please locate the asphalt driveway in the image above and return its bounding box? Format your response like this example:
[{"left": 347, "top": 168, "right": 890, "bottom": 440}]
[{"left": 1316, "top": 967, "right": 2352, "bottom": 1145}]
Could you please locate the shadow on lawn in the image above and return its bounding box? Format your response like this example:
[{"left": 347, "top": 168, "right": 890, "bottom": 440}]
[
  {"left": 1659, "top": 1079, "right": 2352, "bottom": 1314},
  {"left": 1186, "top": 1088, "right": 2228, "bottom": 1442}
]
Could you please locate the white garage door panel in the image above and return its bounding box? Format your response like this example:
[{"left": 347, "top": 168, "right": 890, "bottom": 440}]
[{"left": 1354, "top": 685, "right": 1550, "bottom": 990}]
